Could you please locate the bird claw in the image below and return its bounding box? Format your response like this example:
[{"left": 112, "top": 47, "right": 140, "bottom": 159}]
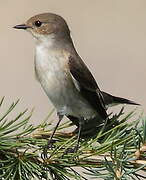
[
  {"left": 63, "top": 145, "right": 78, "bottom": 155},
  {"left": 47, "top": 139, "right": 57, "bottom": 149},
  {"left": 41, "top": 139, "right": 57, "bottom": 160},
  {"left": 41, "top": 146, "right": 48, "bottom": 160}
]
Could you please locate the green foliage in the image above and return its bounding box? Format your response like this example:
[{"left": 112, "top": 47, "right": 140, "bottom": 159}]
[{"left": 0, "top": 98, "right": 146, "bottom": 180}]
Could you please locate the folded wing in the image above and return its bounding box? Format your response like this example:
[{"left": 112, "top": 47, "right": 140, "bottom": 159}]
[{"left": 68, "top": 55, "right": 108, "bottom": 120}]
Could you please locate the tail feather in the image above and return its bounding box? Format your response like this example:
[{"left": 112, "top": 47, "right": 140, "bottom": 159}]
[
  {"left": 112, "top": 96, "right": 140, "bottom": 106},
  {"left": 102, "top": 91, "right": 140, "bottom": 106}
]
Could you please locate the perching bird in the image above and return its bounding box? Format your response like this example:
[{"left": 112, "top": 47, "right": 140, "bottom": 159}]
[{"left": 14, "top": 13, "right": 139, "bottom": 148}]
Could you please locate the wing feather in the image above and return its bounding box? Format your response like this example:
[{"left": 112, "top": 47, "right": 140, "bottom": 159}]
[{"left": 68, "top": 56, "right": 108, "bottom": 120}]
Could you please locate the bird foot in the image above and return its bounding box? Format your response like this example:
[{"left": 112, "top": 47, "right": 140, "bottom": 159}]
[
  {"left": 41, "top": 139, "right": 57, "bottom": 160},
  {"left": 47, "top": 139, "right": 57, "bottom": 149},
  {"left": 41, "top": 146, "right": 48, "bottom": 160},
  {"left": 63, "top": 145, "right": 79, "bottom": 155}
]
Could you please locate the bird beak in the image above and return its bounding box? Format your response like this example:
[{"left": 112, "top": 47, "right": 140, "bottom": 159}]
[{"left": 13, "top": 24, "right": 31, "bottom": 30}]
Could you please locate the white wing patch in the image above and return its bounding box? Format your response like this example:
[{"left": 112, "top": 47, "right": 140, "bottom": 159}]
[{"left": 70, "top": 73, "right": 81, "bottom": 92}]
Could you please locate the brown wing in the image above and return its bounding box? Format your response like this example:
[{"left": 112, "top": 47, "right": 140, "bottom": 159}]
[{"left": 68, "top": 56, "right": 108, "bottom": 120}]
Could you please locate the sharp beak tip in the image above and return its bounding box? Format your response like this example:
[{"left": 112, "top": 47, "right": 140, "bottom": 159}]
[{"left": 13, "top": 25, "right": 18, "bottom": 29}]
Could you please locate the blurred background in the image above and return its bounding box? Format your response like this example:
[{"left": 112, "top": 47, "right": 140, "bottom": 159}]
[{"left": 0, "top": 0, "right": 146, "bottom": 124}]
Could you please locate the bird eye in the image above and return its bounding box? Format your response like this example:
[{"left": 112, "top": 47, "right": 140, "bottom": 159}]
[{"left": 34, "top": 20, "right": 42, "bottom": 27}]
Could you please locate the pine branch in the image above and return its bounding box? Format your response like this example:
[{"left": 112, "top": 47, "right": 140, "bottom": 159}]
[{"left": 0, "top": 98, "right": 146, "bottom": 180}]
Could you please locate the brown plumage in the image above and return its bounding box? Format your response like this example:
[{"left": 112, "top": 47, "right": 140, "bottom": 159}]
[{"left": 14, "top": 13, "right": 139, "bottom": 142}]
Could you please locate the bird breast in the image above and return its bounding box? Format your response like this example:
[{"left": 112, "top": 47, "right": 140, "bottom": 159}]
[{"left": 35, "top": 43, "right": 97, "bottom": 119}]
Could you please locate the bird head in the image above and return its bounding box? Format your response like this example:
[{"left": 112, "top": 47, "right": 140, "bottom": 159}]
[{"left": 13, "top": 13, "right": 70, "bottom": 42}]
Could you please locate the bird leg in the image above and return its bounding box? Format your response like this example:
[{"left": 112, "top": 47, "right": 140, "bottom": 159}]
[
  {"left": 73, "top": 119, "right": 82, "bottom": 152},
  {"left": 42, "top": 113, "right": 63, "bottom": 159},
  {"left": 47, "top": 113, "right": 64, "bottom": 148},
  {"left": 64, "top": 118, "right": 83, "bottom": 154}
]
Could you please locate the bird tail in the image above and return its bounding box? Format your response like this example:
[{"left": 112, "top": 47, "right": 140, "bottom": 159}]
[
  {"left": 102, "top": 91, "right": 140, "bottom": 106},
  {"left": 112, "top": 95, "right": 140, "bottom": 106}
]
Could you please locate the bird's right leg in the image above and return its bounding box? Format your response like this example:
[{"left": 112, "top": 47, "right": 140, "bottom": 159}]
[
  {"left": 42, "top": 113, "right": 63, "bottom": 159},
  {"left": 47, "top": 113, "right": 64, "bottom": 148}
]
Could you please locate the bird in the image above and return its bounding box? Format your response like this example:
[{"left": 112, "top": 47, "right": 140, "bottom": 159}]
[{"left": 13, "top": 13, "right": 139, "bottom": 150}]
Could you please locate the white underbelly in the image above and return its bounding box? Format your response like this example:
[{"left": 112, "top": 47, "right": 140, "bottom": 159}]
[{"left": 35, "top": 46, "right": 97, "bottom": 119}]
